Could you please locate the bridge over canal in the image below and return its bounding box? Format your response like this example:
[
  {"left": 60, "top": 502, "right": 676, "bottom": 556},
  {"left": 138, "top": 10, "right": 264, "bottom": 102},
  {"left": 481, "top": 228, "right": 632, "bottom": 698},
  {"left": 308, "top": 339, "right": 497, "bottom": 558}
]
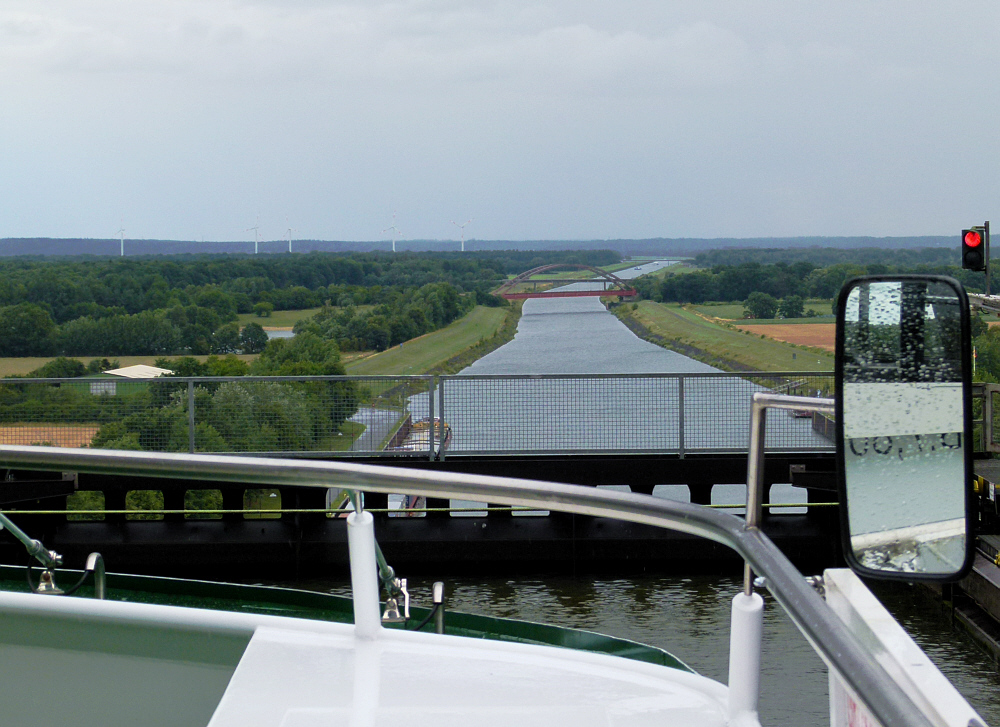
[{"left": 493, "top": 264, "right": 639, "bottom": 300}]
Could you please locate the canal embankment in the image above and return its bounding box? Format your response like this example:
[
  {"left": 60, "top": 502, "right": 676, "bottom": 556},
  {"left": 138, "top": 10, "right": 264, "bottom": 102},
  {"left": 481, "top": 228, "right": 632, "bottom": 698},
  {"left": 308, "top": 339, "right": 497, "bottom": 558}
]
[
  {"left": 613, "top": 301, "right": 835, "bottom": 373},
  {"left": 345, "top": 304, "right": 520, "bottom": 376}
]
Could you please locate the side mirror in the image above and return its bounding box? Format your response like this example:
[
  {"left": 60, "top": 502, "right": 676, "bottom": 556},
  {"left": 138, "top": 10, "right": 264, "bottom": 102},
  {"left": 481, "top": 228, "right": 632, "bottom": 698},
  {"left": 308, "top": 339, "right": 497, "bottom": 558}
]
[{"left": 835, "top": 275, "right": 974, "bottom": 581}]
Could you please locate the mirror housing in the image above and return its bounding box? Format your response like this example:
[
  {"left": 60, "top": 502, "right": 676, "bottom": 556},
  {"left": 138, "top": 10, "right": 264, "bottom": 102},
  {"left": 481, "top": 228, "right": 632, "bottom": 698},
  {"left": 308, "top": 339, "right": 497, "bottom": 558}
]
[{"left": 835, "top": 275, "right": 975, "bottom": 581}]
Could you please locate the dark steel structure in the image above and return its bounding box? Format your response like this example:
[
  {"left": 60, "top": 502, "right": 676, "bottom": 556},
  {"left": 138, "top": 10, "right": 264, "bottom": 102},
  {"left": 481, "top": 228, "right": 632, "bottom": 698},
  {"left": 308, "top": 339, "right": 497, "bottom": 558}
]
[{"left": 0, "top": 451, "right": 839, "bottom": 578}]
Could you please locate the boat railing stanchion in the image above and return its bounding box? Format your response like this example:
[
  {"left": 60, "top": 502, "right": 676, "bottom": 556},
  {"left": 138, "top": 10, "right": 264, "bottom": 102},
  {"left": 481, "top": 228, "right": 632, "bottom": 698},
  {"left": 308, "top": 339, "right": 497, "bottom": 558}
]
[
  {"left": 345, "top": 489, "right": 410, "bottom": 627},
  {"left": 727, "top": 393, "right": 767, "bottom": 726},
  {"left": 346, "top": 490, "right": 383, "bottom": 638}
]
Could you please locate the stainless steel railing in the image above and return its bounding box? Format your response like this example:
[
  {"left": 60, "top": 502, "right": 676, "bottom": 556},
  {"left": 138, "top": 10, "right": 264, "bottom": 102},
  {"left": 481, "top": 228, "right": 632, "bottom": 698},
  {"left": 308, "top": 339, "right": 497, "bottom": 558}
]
[{"left": 0, "top": 394, "right": 930, "bottom": 727}]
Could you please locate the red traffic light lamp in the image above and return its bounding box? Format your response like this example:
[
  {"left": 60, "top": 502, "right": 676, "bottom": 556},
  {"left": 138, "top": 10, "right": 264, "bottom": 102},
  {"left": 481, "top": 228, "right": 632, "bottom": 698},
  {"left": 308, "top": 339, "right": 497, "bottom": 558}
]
[{"left": 962, "top": 225, "right": 988, "bottom": 272}]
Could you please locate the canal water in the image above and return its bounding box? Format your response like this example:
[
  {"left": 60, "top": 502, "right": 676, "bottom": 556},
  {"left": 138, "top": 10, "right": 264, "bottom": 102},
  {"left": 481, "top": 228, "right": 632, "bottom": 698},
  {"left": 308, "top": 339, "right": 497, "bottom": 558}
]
[
  {"left": 406, "top": 266, "right": 828, "bottom": 454},
  {"left": 318, "top": 260, "right": 999, "bottom": 723}
]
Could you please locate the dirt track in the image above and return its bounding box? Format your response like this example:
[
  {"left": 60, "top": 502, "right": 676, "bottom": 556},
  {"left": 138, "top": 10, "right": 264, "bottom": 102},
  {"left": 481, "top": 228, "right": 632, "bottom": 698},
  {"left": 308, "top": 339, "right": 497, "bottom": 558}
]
[
  {"left": 0, "top": 425, "right": 99, "bottom": 448},
  {"left": 736, "top": 323, "right": 835, "bottom": 351}
]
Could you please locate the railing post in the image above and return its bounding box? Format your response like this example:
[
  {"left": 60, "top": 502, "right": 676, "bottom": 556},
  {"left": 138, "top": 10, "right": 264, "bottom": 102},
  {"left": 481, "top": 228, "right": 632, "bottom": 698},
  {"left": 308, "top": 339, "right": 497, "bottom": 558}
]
[
  {"left": 677, "top": 375, "right": 685, "bottom": 458},
  {"left": 428, "top": 376, "right": 435, "bottom": 461},
  {"left": 437, "top": 377, "right": 446, "bottom": 461},
  {"left": 187, "top": 380, "right": 196, "bottom": 454},
  {"left": 745, "top": 394, "right": 768, "bottom": 596}
]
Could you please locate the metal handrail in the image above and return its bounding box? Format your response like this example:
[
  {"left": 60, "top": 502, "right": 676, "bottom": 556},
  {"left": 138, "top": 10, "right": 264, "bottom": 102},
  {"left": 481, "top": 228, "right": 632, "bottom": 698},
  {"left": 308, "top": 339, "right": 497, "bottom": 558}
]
[{"left": 0, "top": 437, "right": 930, "bottom": 727}]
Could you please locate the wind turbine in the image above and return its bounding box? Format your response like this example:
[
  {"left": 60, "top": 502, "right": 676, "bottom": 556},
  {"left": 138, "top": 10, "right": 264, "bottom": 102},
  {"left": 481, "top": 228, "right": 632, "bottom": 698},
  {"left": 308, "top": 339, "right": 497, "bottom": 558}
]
[
  {"left": 245, "top": 215, "right": 261, "bottom": 254},
  {"left": 382, "top": 212, "right": 401, "bottom": 253},
  {"left": 286, "top": 218, "right": 297, "bottom": 253},
  {"left": 117, "top": 220, "right": 126, "bottom": 257},
  {"left": 451, "top": 218, "right": 472, "bottom": 252}
]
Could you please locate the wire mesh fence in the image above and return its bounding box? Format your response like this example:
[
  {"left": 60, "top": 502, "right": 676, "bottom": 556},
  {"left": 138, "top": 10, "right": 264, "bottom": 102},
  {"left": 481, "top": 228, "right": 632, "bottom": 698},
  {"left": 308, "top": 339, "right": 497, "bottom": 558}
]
[
  {"left": 0, "top": 372, "right": 833, "bottom": 457},
  {"left": 0, "top": 376, "right": 434, "bottom": 457},
  {"left": 437, "top": 372, "right": 835, "bottom": 455}
]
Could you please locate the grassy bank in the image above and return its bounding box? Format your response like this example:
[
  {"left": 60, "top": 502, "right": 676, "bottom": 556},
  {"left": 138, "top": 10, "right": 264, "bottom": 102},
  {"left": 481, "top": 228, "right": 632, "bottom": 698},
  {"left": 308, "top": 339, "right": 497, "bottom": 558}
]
[
  {"left": 619, "top": 301, "right": 834, "bottom": 372},
  {"left": 346, "top": 304, "right": 519, "bottom": 376}
]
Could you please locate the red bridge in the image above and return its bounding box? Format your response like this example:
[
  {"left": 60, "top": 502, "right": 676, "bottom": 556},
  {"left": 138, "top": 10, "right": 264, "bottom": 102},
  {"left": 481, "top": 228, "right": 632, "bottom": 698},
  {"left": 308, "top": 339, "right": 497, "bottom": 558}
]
[{"left": 494, "top": 264, "right": 638, "bottom": 300}]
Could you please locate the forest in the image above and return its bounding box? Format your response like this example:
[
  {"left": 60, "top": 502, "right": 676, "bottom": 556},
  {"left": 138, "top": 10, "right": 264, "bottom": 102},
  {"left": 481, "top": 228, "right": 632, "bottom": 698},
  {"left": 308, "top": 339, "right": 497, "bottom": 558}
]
[
  {"left": 636, "top": 255, "right": 988, "bottom": 308},
  {"left": 0, "top": 250, "right": 618, "bottom": 358}
]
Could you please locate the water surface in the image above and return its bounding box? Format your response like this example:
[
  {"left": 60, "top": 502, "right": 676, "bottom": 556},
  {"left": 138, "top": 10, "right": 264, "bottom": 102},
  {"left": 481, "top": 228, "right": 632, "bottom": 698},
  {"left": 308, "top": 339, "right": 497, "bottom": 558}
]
[{"left": 336, "top": 260, "right": 999, "bottom": 724}]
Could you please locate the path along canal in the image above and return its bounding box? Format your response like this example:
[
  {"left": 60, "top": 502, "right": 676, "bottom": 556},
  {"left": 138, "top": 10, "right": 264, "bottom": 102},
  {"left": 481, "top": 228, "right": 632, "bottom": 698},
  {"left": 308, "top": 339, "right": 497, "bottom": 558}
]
[{"left": 320, "top": 261, "right": 1000, "bottom": 724}]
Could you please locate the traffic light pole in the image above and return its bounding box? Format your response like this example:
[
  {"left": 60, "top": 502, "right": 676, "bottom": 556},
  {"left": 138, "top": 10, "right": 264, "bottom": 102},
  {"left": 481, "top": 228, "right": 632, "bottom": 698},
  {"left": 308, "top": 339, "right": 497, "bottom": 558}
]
[{"left": 986, "top": 220, "right": 991, "bottom": 296}]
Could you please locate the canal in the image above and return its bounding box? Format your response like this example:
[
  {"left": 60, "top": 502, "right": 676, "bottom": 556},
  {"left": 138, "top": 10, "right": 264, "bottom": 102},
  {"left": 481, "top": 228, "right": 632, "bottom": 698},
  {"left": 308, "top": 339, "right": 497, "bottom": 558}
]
[{"left": 317, "top": 261, "right": 999, "bottom": 724}]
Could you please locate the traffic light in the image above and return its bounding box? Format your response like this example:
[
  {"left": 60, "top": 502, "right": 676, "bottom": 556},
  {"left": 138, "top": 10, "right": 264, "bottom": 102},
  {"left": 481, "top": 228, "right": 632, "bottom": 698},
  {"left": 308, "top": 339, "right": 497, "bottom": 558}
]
[{"left": 962, "top": 227, "right": 987, "bottom": 271}]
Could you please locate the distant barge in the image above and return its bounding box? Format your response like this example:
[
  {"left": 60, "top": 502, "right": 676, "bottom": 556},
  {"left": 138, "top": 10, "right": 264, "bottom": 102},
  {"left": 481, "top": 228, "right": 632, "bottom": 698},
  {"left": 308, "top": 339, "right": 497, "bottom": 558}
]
[{"left": 385, "top": 416, "right": 452, "bottom": 454}]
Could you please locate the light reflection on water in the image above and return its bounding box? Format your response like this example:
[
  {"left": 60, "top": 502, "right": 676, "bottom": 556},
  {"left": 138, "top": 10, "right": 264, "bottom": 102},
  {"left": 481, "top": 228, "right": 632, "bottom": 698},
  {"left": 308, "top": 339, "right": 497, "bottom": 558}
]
[{"left": 311, "top": 574, "right": 999, "bottom": 726}]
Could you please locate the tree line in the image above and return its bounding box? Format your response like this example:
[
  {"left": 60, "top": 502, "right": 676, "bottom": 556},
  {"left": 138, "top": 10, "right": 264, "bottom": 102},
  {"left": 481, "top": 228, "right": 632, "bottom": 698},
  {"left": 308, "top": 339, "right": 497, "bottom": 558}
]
[
  {"left": 0, "top": 250, "right": 618, "bottom": 357},
  {"left": 635, "top": 259, "right": 989, "bottom": 309},
  {"left": 689, "top": 246, "right": 958, "bottom": 269},
  {"left": 0, "top": 249, "right": 618, "bottom": 322}
]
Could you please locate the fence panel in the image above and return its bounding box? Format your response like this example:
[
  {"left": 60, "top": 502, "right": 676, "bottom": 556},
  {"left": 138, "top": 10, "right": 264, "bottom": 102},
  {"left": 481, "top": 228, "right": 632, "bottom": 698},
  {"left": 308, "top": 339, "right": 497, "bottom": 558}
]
[
  {"left": 0, "top": 375, "right": 433, "bottom": 457},
  {"left": 437, "top": 374, "right": 683, "bottom": 454},
  {"left": 0, "top": 377, "right": 189, "bottom": 452},
  {"left": 678, "top": 372, "right": 834, "bottom": 453},
  {"left": 0, "top": 372, "right": 833, "bottom": 457},
  {"left": 437, "top": 372, "right": 834, "bottom": 455}
]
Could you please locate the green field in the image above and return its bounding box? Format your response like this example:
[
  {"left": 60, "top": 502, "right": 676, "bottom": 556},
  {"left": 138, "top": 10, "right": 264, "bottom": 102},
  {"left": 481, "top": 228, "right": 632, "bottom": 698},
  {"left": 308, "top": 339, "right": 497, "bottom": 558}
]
[
  {"left": 640, "top": 261, "right": 687, "bottom": 279},
  {"left": 236, "top": 307, "right": 322, "bottom": 328},
  {"left": 693, "top": 301, "right": 833, "bottom": 322},
  {"left": 346, "top": 306, "right": 509, "bottom": 375},
  {"left": 658, "top": 262, "right": 698, "bottom": 277},
  {"left": 629, "top": 302, "right": 834, "bottom": 372},
  {"left": 236, "top": 306, "right": 372, "bottom": 329}
]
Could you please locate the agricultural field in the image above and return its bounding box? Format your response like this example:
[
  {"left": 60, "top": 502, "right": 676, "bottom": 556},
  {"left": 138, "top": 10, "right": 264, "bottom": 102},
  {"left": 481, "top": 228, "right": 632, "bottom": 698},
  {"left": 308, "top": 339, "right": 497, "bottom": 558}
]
[
  {"left": 0, "top": 354, "right": 259, "bottom": 378},
  {"left": 736, "top": 324, "right": 835, "bottom": 351},
  {"left": 630, "top": 302, "right": 835, "bottom": 371},
  {"left": 693, "top": 300, "right": 834, "bottom": 322},
  {"left": 0, "top": 424, "right": 100, "bottom": 447},
  {"left": 346, "top": 305, "right": 509, "bottom": 376}
]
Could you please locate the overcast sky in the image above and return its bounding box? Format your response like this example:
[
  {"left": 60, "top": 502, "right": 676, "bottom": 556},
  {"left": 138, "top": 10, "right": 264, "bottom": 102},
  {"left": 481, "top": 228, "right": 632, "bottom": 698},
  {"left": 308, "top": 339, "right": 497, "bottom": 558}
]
[{"left": 2, "top": 1, "right": 998, "bottom": 243}]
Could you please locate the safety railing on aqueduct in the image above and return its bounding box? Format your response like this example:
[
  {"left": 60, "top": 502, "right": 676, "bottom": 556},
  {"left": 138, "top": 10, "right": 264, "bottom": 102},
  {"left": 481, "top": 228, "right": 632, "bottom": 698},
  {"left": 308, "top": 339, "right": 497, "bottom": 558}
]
[{"left": 0, "top": 372, "right": 835, "bottom": 459}]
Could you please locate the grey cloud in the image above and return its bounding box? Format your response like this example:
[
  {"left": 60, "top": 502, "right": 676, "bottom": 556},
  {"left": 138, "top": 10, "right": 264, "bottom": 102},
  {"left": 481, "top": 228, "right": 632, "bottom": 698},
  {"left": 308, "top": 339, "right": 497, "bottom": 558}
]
[{"left": 1, "top": 1, "right": 998, "bottom": 241}]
